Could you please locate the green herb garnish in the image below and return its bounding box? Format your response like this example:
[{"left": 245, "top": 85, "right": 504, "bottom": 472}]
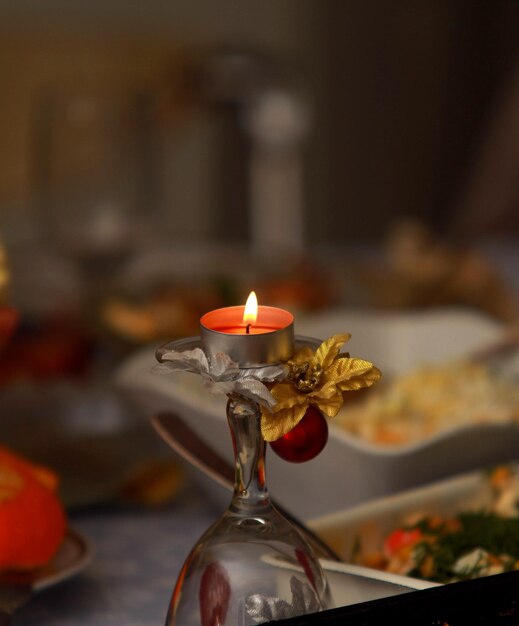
[{"left": 412, "top": 511, "right": 519, "bottom": 583}]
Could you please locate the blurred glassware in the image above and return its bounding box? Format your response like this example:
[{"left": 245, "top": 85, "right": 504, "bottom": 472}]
[
  {"left": 31, "top": 85, "right": 157, "bottom": 280},
  {"left": 198, "top": 49, "right": 311, "bottom": 259},
  {"left": 244, "top": 86, "right": 310, "bottom": 259}
]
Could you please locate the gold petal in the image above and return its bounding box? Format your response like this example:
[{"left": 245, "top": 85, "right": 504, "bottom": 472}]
[
  {"left": 338, "top": 365, "right": 382, "bottom": 392},
  {"left": 314, "top": 334, "right": 351, "bottom": 370},
  {"left": 271, "top": 383, "right": 306, "bottom": 410},
  {"left": 327, "top": 357, "right": 376, "bottom": 384},
  {"left": 289, "top": 346, "right": 314, "bottom": 366},
  {"left": 261, "top": 402, "right": 308, "bottom": 441},
  {"left": 311, "top": 380, "right": 338, "bottom": 400},
  {"left": 313, "top": 394, "right": 343, "bottom": 418}
]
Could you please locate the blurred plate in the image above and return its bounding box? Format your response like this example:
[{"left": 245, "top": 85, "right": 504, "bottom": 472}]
[
  {"left": 320, "top": 560, "right": 437, "bottom": 604},
  {"left": 0, "top": 527, "right": 92, "bottom": 592},
  {"left": 33, "top": 527, "right": 92, "bottom": 591},
  {"left": 114, "top": 243, "right": 254, "bottom": 290}
]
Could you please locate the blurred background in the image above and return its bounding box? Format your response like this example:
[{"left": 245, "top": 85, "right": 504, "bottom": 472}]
[
  {"left": 2, "top": 1, "right": 519, "bottom": 247},
  {"left": 1, "top": 0, "right": 519, "bottom": 509}
]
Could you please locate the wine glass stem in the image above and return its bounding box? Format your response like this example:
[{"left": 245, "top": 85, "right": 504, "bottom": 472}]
[{"left": 226, "top": 394, "right": 271, "bottom": 516}]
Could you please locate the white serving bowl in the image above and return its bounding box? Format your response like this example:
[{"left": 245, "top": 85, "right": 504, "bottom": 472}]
[
  {"left": 296, "top": 306, "right": 505, "bottom": 376},
  {"left": 115, "top": 307, "right": 519, "bottom": 520},
  {"left": 274, "top": 557, "right": 436, "bottom": 609}
]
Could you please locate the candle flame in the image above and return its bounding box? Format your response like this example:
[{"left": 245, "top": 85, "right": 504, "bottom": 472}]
[{"left": 243, "top": 291, "right": 258, "bottom": 324}]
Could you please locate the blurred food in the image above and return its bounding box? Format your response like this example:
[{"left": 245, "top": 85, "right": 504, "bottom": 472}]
[
  {"left": 0, "top": 315, "right": 93, "bottom": 385},
  {"left": 335, "top": 360, "right": 519, "bottom": 445},
  {"left": 119, "top": 459, "right": 185, "bottom": 506},
  {"left": 0, "top": 446, "right": 66, "bottom": 571},
  {"left": 256, "top": 260, "right": 335, "bottom": 312},
  {"left": 354, "top": 466, "right": 519, "bottom": 583},
  {"left": 0, "top": 306, "right": 19, "bottom": 353},
  {"left": 363, "top": 219, "right": 519, "bottom": 322},
  {"left": 101, "top": 259, "right": 336, "bottom": 344},
  {"left": 100, "top": 281, "right": 228, "bottom": 343}
]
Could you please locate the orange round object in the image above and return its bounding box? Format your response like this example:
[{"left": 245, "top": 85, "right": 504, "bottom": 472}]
[{"left": 0, "top": 446, "right": 66, "bottom": 570}]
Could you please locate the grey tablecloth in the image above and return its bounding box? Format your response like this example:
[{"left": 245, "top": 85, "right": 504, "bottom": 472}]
[{"left": 14, "top": 493, "right": 221, "bottom": 626}]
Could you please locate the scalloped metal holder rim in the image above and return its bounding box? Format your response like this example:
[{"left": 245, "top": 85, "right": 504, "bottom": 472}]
[{"left": 156, "top": 335, "right": 322, "bottom": 371}]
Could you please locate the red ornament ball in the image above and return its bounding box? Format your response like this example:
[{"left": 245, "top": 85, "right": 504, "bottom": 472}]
[{"left": 270, "top": 405, "right": 328, "bottom": 463}]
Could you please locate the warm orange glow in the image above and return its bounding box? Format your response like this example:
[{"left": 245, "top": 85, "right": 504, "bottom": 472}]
[{"left": 243, "top": 291, "right": 258, "bottom": 324}]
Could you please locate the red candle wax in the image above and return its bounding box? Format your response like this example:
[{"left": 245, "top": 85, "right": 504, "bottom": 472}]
[
  {"left": 200, "top": 304, "right": 294, "bottom": 365},
  {"left": 212, "top": 325, "right": 283, "bottom": 335},
  {"left": 201, "top": 305, "right": 293, "bottom": 335}
]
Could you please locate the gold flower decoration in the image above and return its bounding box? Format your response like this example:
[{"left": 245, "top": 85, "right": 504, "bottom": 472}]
[{"left": 261, "top": 334, "right": 381, "bottom": 442}]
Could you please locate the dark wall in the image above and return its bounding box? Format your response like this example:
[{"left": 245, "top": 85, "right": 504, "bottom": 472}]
[{"left": 307, "top": 0, "right": 519, "bottom": 243}]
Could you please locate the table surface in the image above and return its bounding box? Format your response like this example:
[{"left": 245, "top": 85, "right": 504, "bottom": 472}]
[
  {"left": 10, "top": 239, "right": 519, "bottom": 624},
  {"left": 13, "top": 491, "right": 221, "bottom": 626}
]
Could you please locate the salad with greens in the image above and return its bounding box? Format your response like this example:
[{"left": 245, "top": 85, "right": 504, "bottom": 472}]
[{"left": 355, "top": 466, "right": 519, "bottom": 583}]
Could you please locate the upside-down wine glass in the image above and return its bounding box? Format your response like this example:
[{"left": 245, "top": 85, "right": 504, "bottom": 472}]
[{"left": 156, "top": 335, "right": 333, "bottom": 626}]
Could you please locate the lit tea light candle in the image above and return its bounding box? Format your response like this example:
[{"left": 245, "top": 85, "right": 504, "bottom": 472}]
[
  {"left": 200, "top": 291, "right": 294, "bottom": 366},
  {"left": 243, "top": 291, "right": 257, "bottom": 334}
]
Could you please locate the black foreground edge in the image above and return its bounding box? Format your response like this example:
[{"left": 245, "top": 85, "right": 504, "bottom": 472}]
[{"left": 268, "top": 570, "right": 519, "bottom": 626}]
